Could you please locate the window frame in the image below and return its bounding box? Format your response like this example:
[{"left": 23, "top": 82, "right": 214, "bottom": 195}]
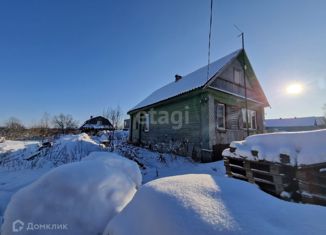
[
  {"left": 233, "top": 68, "right": 242, "bottom": 85},
  {"left": 144, "top": 113, "right": 150, "bottom": 132},
  {"left": 242, "top": 109, "right": 257, "bottom": 130},
  {"left": 216, "top": 103, "right": 226, "bottom": 130}
]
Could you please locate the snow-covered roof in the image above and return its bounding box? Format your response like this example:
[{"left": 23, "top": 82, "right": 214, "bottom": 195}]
[
  {"left": 82, "top": 124, "right": 113, "bottom": 130},
  {"left": 129, "top": 49, "right": 241, "bottom": 113},
  {"left": 265, "top": 116, "right": 326, "bottom": 128}
]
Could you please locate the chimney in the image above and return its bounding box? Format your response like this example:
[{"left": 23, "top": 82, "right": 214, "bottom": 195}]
[
  {"left": 175, "top": 74, "right": 182, "bottom": 82},
  {"left": 90, "top": 115, "right": 93, "bottom": 119}
]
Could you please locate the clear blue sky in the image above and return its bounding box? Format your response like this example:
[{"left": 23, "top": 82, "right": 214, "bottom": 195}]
[{"left": 0, "top": 0, "right": 325, "bottom": 126}]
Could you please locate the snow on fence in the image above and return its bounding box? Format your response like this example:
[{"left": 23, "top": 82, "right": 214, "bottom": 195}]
[{"left": 223, "top": 129, "right": 326, "bottom": 206}]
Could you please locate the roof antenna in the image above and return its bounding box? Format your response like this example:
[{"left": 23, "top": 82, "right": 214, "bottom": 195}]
[
  {"left": 206, "top": 0, "right": 214, "bottom": 81},
  {"left": 234, "top": 24, "right": 249, "bottom": 137}
]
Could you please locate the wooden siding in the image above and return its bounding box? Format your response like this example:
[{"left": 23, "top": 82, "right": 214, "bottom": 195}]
[
  {"left": 206, "top": 90, "right": 265, "bottom": 146},
  {"left": 130, "top": 92, "right": 204, "bottom": 155},
  {"left": 209, "top": 58, "right": 266, "bottom": 104}
]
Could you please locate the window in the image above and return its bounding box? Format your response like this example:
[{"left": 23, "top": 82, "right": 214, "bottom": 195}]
[
  {"left": 216, "top": 103, "right": 226, "bottom": 129},
  {"left": 96, "top": 120, "right": 102, "bottom": 125},
  {"left": 144, "top": 113, "right": 150, "bottom": 132},
  {"left": 242, "top": 109, "right": 257, "bottom": 129},
  {"left": 234, "top": 69, "right": 242, "bottom": 85}
]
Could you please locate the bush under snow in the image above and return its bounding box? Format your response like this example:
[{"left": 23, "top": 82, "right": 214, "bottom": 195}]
[
  {"left": 106, "top": 174, "right": 326, "bottom": 235},
  {"left": 0, "top": 133, "right": 103, "bottom": 170},
  {"left": 1, "top": 152, "right": 141, "bottom": 235},
  {"left": 223, "top": 129, "right": 326, "bottom": 166}
]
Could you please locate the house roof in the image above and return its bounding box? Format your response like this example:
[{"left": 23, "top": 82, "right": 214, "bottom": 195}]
[
  {"left": 128, "top": 49, "right": 242, "bottom": 113},
  {"left": 265, "top": 116, "right": 326, "bottom": 128},
  {"left": 80, "top": 116, "right": 113, "bottom": 130}
]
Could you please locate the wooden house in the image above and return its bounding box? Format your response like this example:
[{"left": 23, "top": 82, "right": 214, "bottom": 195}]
[
  {"left": 80, "top": 116, "right": 114, "bottom": 135},
  {"left": 127, "top": 49, "right": 269, "bottom": 161}
]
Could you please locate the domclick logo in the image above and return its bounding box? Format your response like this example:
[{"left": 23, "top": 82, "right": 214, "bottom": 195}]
[{"left": 12, "top": 219, "right": 24, "bottom": 232}]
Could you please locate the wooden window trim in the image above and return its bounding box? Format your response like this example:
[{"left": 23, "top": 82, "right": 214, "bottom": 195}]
[
  {"left": 144, "top": 113, "right": 150, "bottom": 132},
  {"left": 216, "top": 103, "right": 226, "bottom": 130}
]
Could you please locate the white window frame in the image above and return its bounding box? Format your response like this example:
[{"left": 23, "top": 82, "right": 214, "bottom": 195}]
[
  {"left": 216, "top": 103, "right": 226, "bottom": 129},
  {"left": 144, "top": 113, "right": 150, "bottom": 132},
  {"left": 242, "top": 109, "right": 257, "bottom": 130}
]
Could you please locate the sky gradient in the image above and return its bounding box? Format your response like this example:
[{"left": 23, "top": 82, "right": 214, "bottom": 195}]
[{"left": 0, "top": 0, "right": 325, "bottom": 126}]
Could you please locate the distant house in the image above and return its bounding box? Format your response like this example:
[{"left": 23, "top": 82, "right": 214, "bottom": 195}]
[
  {"left": 265, "top": 116, "right": 326, "bottom": 132},
  {"left": 80, "top": 116, "right": 114, "bottom": 134},
  {"left": 127, "top": 49, "right": 269, "bottom": 162}
]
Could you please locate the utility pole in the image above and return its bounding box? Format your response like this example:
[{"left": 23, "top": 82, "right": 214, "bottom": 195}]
[
  {"left": 234, "top": 25, "right": 249, "bottom": 137},
  {"left": 206, "top": 0, "right": 214, "bottom": 81}
]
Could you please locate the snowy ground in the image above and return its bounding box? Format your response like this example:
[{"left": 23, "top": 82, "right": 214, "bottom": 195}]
[{"left": 0, "top": 131, "right": 325, "bottom": 234}]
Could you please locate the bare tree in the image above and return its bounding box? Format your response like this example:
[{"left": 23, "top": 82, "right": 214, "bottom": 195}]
[
  {"left": 4, "top": 117, "right": 25, "bottom": 139},
  {"left": 52, "top": 114, "right": 78, "bottom": 134},
  {"left": 103, "top": 105, "right": 123, "bottom": 129},
  {"left": 34, "top": 112, "right": 52, "bottom": 138}
]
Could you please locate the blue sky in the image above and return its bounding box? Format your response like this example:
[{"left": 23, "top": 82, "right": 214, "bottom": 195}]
[{"left": 0, "top": 0, "right": 325, "bottom": 126}]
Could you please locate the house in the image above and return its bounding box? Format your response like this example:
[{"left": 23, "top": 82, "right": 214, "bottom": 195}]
[
  {"left": 265, "top": 116, "right": 326, "bottom": 132},
  {"left": 127, "top": 49, "right": 269, "bottom": 162},
  {"left": 80, "top": 116, "right": 114, "bottom": 135}
]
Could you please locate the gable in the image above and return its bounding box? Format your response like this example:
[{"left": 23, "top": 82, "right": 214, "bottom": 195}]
[{"left": 207, "top": 56, "right": 268, "bottom": 106}]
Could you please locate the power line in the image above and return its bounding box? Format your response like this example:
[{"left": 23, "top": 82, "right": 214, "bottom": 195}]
[{"left": 206, "top": 0, "right": 213, "bottom": 81}]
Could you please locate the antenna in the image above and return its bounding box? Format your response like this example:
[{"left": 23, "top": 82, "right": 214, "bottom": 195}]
[
  {"left": 206, "top": 0, "right": 213, "bottom": 81},
  {"left": 234, "top": 24, "right": 249, "bottom": 137}
]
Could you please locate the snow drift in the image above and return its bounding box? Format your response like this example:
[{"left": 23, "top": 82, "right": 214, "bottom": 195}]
[
  {"left": 223, "top": 129, "right": 326, "bottom": 166},
  {"left": 1, "top": 152, "right": 141, "bottom": 235},
  {"left": 0, "top": 133, "right": 103, "bottom": 170},
  {"left": 106, "top": 174, "right": 326, "bottom": 235}
]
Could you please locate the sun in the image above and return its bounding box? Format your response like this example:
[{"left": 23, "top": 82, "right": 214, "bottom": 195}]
[{"left": 286, "top": 83, "right": 303, "bottom": 95}]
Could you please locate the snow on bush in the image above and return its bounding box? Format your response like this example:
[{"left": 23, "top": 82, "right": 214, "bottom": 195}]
[
  {"left": 223, "top": 129, "right": 326, "bottom": 166},
  {"left": 106, "top": 174, "right": 326, "bottom": 235},
  {"left": 1, "top": 152, "right": 141, "bottom": 235},
  {"left": 0, "top": 134, "right": 103, "bottom": 170}
]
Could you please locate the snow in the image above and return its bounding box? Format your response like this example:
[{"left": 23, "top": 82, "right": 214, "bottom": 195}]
[
  {"left": 0, "top": 133, "right": 104, "bottom": 170},
  {"left": 0, "top": 140, "right": 39, "bottom": 154},
  {"left": 106, "top": 173, "right": 326, "bottom": 235},
  {"left": 129, "top": 49, "right": 241, "bottom": 112},
  {"left": 0, "top": 168, "right": 49, "bottom": 224},
  {"left": 82, "top": 124, "right": 112, "bottom": 129},
  {"left": 223, "top": 129, "right": 326, "bottom": 166},
  {"left": 1, "top": 152, "right": 141, "bottom": 235},
  {"left": 1, "top": 134, "right": 326, "bottom": 234},
  {"left": 83, "top": 151, "right": 142, "bottom": 187},
  {"left": 265, "top": 116, "right": 326, "bottom": 127}
]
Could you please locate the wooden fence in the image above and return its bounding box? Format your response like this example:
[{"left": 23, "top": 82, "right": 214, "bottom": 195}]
[{"left": 224, "top": 156, "right": 326, "bottom": 206}]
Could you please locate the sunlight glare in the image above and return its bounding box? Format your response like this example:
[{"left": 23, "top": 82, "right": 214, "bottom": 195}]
[{"left": 286, "top": 83, "right": 303, "bottom": 95}]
